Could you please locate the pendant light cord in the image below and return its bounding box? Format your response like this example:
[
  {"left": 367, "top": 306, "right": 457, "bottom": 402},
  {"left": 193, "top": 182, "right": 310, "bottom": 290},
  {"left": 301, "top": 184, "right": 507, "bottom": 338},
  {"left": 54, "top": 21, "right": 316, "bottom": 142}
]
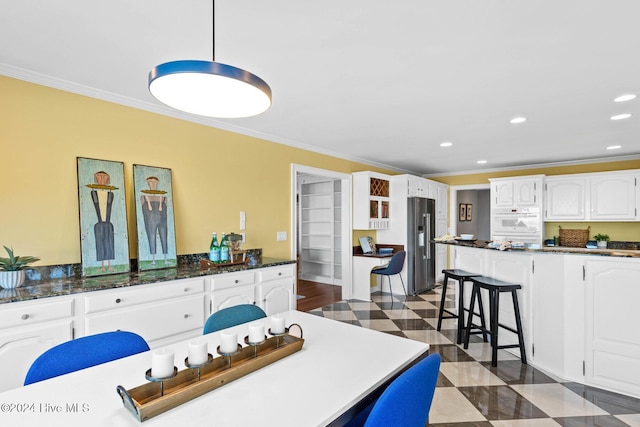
[{"left": 212, "top": 0, "right": 216, "bottom": 61}]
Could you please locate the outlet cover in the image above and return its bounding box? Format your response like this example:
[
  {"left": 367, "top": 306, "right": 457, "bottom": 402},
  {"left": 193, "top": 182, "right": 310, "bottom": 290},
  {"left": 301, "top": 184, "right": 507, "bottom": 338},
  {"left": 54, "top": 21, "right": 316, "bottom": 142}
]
[{"left": 277, "top": 231, "right": 287, "bottom": 241}]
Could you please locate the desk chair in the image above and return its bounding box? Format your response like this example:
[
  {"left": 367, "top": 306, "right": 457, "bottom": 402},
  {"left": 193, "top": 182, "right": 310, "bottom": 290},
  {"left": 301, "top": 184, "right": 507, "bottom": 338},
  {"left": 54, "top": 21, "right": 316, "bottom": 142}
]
[
  {"left": 203, "top": 304, "right": 267, "bottom": 335},
  {"left": 346, "top": 353, "right": 441, "bottom": 427},
  {"left": 24, "top": 331, "right": 149, "bottom": 385},
  {"left": 371, "top": 251, "right": 407, "bottom": 299}
]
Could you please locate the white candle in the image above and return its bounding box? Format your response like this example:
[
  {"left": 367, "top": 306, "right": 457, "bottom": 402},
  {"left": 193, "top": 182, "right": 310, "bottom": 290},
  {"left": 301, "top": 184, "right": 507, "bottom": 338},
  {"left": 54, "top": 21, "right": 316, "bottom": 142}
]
[
  {"left": 188, "top": 338, "right": 208, "bottom": 365},
  {"left": 151, "top": 349, "right": 174, "bottom": 378},
  {"left": 271, "top": 315, "right": 286, "bottom": 334},
  {"left": 219, "top": 331, "right": 238, "bottom": 354},
  {"left": 248, "top": 322, "right": 265, "bottom": 343}
]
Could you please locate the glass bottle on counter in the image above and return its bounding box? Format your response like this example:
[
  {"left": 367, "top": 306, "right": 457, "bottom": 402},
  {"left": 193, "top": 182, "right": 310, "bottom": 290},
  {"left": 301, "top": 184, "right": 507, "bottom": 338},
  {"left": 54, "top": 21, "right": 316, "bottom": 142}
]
[
  {"left": 220, "top": 233, "right": 230, "bottom": 263},
  {"left": 209, "top": 232, "right": 221, "bottom": 263}
]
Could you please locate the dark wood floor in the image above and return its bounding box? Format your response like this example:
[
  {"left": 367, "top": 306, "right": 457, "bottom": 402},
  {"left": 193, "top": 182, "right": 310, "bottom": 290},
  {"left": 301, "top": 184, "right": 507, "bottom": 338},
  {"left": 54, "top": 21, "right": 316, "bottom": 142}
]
[{"left": 296, "top": 279, "right": 342, "bottom": 312}]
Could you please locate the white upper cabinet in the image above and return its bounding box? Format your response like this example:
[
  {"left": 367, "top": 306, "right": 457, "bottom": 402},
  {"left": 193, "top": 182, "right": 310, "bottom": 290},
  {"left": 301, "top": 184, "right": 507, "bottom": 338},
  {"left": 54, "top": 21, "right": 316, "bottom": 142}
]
[
  {"left": 544, "top": 170, "right": 639, "bottom": 222},
  {"left": 590, "top": 173, "right": 637, "bottom": 220},
  {"left": 490, "top": 175, "right": 543, "bottom": 209},
  {"left": 353, "top": 171, "right": 391, "bottom": 229},
  {"left": 544, "top": 177, "right": 587, "bottom": 221},
  {"left": 407, "top": 175, "right": 428, "bottom": 198}
]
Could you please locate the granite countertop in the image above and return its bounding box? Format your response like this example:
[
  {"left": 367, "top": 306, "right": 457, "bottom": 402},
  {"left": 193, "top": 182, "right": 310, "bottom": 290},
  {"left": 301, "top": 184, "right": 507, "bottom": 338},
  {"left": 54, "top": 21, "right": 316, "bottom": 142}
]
[
  {"left": 0, "top": 253, "right": 296, "bottom": 305},
  {"left": 434, "top": 240, "right": 640, "bottom": 258}
]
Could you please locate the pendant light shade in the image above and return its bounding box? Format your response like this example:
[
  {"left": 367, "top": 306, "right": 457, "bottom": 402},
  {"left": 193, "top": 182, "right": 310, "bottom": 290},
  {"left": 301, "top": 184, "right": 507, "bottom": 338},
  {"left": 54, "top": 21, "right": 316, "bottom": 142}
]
[
  {"left": 148, "top": 1, "right": 271, "bottom": 118},
  {"left": 148, "top": 60, "right": 272, "bottom": 118}
]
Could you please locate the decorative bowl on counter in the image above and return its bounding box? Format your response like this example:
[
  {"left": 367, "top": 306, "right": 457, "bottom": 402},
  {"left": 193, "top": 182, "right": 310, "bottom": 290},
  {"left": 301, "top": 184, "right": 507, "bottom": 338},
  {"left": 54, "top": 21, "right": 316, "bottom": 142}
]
[{"left": 460, "top": 234, "right": 475, "bottom": 241}]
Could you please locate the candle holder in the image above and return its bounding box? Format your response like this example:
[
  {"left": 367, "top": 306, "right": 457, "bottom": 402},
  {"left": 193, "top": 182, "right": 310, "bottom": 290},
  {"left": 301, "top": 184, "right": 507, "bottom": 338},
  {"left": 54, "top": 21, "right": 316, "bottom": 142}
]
[
  {"left": 268, "top": 327, "right": 289, "bottom": 348},
  {"left": 145, "top": 367, "right": 178, "bottom": 396},
  {"left": 244, "top": 335, "right": 267, "bottom": 357},
  {"left": 216, "top": 344, "right": 243, "bottom": 368},
  {"left": 118, "top": 326, "right": 305, "bottom": 422},
  {"left": 184, "top": 354, "right": 214, "bottom": 381}
]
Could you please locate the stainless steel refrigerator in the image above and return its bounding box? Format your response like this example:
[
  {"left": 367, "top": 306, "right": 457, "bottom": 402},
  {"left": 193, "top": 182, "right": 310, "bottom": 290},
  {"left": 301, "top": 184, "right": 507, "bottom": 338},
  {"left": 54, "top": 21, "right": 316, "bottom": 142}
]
[{"left": 407, "top": 197, "right": 436, "bottom": 295}]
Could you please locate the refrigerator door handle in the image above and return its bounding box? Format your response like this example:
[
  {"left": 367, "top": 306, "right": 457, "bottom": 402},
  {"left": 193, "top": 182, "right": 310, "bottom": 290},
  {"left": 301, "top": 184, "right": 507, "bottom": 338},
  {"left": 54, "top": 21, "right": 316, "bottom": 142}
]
[{"left": 425, "top": 213, "right": 431, "bottom": 259}]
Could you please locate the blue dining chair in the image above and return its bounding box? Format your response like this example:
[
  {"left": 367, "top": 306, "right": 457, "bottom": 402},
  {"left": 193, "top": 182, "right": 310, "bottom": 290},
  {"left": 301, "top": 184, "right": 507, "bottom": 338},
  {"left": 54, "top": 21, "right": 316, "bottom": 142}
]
[
  {"left": 347, "top": 353, "right": 441, "bottom": 427},
  {"left": 203, "top": 304, "right": 267, "bottom": 335},
  {"left": 371, "top": 250, "right": 407, "bottom": 299},
  {"left": 24, "top": 330, "right": 150, "bottom": 385}
]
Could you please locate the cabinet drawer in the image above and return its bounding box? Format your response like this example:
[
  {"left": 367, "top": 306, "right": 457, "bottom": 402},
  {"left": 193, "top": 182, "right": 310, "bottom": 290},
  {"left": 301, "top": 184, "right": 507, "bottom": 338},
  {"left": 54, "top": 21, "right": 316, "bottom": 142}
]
[
  {"left": 0, "top": 298, "right": 74, "bottom": 329},
  {"left": 258, "top": 266, "right": 294, "bottom": 282},
  {"left": 85, "top": 294, "right": 205, "bottom": 343},
  {"left": 210, "top": 272, "right": 255, "bottom": 291},
  {"left": 85, "top": 278, "right": 205, "bottom": 314}
]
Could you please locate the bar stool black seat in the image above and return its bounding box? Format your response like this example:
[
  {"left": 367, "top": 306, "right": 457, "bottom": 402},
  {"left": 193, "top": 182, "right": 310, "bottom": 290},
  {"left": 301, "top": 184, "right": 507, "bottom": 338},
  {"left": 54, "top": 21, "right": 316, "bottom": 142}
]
[
  {"left": 437, "top": 269, "right": 486, "bottom": 345},
  {"left": 463, "top": 275, "right": 527, "bottom": 367}
]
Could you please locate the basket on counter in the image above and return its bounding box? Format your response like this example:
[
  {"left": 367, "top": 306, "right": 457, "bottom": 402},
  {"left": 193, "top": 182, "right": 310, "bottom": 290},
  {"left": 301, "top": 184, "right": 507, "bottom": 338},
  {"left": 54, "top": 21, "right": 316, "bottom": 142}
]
[{"left": 559, "top": 226, "right": 590, "bottom": 247}]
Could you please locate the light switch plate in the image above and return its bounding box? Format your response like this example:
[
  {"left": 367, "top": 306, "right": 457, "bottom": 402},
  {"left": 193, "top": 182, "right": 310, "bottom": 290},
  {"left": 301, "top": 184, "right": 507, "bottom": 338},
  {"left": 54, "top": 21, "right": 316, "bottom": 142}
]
[{"left": 277, "top": 231, "right": 287, "bottom": 241}]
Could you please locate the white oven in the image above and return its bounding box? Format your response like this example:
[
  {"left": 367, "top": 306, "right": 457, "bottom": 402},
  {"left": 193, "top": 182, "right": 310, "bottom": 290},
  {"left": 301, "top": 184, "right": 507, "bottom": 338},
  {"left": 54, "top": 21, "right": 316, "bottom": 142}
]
[{"left": 491, "top": 207, "right": 543, "bottom": 246}]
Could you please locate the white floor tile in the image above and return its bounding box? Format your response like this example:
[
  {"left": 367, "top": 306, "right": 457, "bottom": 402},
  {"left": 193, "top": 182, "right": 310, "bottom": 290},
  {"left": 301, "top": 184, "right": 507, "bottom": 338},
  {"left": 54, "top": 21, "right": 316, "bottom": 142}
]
[
  {"left": 439, "top": 361, "right": 506, "bottom": 387},
  {"left": 429, "top": 387, "right": 487, "bottom": 424},
  {"left": 491, "top": 419, "right": 562, "bottom": 426},
  {"left": 403, "top": 329, "right": 454, "bottom": 345},
  {"left": 510, "top": 383, "right": 609, "bottom": 417}
]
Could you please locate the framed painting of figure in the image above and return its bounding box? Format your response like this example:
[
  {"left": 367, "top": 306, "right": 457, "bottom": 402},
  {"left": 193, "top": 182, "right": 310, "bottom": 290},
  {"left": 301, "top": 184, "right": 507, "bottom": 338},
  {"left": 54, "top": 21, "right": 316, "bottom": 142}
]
[
  {"left": 133, "top": 164, "right": 177, "bottom": 271},
  {"left": 77, "top": 157, "right": 130, "bottom": 276}
]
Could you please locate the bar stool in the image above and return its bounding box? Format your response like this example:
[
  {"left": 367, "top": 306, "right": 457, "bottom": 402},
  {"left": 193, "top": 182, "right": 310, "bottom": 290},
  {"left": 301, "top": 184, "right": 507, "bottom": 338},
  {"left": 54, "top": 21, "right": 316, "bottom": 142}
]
[
  {"left": 463, "top": 276, "right": 527, "bottom": 367},
  {"left": 437, "top": 269, "right": 486, "bottom": 344}
]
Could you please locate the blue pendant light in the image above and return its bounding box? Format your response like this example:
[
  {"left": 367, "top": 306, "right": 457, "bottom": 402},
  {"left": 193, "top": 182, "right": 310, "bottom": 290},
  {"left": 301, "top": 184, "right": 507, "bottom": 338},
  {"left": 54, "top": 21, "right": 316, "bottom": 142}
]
[{"left": 148, "top": 2, "right": 271, "bottom": 118}]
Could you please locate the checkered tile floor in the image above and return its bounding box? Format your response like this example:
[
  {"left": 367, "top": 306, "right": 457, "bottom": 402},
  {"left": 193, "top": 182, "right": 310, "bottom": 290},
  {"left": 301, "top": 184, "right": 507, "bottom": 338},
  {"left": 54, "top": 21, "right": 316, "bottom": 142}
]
[{"left": 307, "top": 285, "right": 640, "bottom": 426}]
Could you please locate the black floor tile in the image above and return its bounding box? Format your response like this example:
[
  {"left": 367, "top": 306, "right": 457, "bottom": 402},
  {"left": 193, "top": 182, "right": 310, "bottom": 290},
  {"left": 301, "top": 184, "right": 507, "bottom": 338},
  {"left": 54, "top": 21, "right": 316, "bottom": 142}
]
[
  {"left": 353, "top": 310, "right": 388, "bottom": 320},
  {"left": 392, "top": 318, "right": 433, "bottom": 330},
  {"left": 563, "top": 382, "right": 640, "bottom": 414},
  {"left": 481, "top": 360, "right": 557, "bottom": 385},
  {"left": 429, "top": 344, "right": 477, "bottom": 363},
  {"left": 458, "top": 385, "right": 549, "bottom": 420}
]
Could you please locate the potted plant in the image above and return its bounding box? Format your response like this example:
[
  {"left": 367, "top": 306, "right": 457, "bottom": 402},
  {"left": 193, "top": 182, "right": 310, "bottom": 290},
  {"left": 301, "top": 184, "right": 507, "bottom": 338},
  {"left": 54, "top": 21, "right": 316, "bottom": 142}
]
[
  {"left": 593, "top": 234, "right": 610, "bottom": 249},
  {"left": 0, "top": 246, "right": 40, "bottom": 289}
]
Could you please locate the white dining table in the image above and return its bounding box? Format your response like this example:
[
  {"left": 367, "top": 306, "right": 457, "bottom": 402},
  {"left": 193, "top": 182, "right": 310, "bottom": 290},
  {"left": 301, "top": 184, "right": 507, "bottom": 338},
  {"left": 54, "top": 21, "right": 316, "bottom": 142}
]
[{"left": 0, "top": 310, "right": 428, "bottom": 427}]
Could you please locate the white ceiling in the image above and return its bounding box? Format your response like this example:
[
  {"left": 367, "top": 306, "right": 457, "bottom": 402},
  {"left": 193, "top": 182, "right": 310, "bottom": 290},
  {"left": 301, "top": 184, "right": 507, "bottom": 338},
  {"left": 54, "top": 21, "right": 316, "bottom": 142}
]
[{"left": 2, "top": 0, "right": 639, "bottom": 175}]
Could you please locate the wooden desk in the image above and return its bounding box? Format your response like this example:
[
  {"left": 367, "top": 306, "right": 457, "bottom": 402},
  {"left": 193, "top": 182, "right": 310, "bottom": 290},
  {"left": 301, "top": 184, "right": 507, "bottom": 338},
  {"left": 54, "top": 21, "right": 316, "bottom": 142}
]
[{"left": 0, "top": 311, "right": 428, "bottom": 427}]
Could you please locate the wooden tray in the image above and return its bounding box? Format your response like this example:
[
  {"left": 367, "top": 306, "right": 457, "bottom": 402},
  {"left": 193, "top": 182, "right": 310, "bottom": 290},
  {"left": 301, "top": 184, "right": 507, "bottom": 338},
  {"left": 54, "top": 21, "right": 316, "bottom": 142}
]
[{"left": 117, "top": 333, "right": 304, "bottom": 422}]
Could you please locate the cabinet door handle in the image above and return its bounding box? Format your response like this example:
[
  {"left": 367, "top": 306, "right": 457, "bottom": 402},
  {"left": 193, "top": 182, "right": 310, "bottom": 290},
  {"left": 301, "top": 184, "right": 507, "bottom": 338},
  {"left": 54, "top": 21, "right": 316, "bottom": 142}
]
[
  {"left": 234, "top": 279, "right": 239, "bottom": 284},
  {"left": 183, "top": 314, "right": 189, "bottom": 319},
  {"left": 278, "top": 272, "right": 282, "bottom": 276},
  {"left": 115, "top": 298, "right": 122, "bottom": 304},
  {"left": 21, "top": 314, "right": 30, "bottom": 320},
  {"left": 184, "top": 288, "right": 189, "bottom": 292}
]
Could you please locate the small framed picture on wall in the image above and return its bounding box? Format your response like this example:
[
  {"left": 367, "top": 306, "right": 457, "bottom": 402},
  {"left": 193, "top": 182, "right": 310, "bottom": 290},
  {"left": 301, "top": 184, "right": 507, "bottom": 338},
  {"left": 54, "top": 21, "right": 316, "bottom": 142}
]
[
  {"left": 459, "top": 203, "right": 467, "bottom": 222},
  {"left": 466, "top": 204, "right": 473, "bottom": 221}
]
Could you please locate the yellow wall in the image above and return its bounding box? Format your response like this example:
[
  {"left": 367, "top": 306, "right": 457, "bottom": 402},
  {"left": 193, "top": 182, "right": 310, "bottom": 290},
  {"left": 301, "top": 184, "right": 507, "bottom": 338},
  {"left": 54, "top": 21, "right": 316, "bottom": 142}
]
[
  {"left": 432, "top": 161, "right": 640, "bottom": 242},
  {"left": 0, "top": 76, "right": 393, "bottom": 265}
]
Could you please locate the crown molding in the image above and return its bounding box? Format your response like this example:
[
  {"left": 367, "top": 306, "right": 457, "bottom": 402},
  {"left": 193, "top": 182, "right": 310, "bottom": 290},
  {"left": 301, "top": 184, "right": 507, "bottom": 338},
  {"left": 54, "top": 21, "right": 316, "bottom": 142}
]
[
  {"left": 422, "top": 154, "right": 640, "bottom": 178},
  {"left": 0, "top": 64, "right": 413, "bottom": 175}
]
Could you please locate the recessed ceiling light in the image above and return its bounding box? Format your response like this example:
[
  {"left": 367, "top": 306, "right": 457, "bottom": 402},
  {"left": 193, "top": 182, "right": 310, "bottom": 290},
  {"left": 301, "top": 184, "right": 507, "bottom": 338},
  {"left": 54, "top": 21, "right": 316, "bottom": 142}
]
[
  {"left": 510, "top": 117, "right": 526, "bottom": 124},
  {"left": 440, "top": 142, "right": 453, "bottom": 147},
  {"left": 607, "top": 145, "right": 622, "bottom": 150},
  {"left": 614, "top": 94, "right": 636, "bottom": 102},
  {"left": 477, "top": 160, "right": 487, "bottom": 164},
  {"left": 610, "top": 113, "right": 632, "bottom": 121}
]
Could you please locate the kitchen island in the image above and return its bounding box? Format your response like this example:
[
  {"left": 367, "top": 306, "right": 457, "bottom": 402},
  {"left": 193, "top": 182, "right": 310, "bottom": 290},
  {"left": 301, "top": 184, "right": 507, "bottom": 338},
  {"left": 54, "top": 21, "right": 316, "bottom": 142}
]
[
  {"left": 0, "top": 254, "right": 297, "bottom": 392},
  {"left": 437, "top": 240, "right": 640, "bottom": 399}
]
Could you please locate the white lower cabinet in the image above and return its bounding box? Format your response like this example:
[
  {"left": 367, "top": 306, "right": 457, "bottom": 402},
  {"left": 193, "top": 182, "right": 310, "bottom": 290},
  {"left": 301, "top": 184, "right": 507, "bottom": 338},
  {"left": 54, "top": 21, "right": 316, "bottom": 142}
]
[
  {"left": 584, "top": 258, "right": 640, "bottom": 397},
  {"left": 256, "top": 265, "right": 295, "bottom": 316},
  {"left": 211, "top": 285, "right": 256, "bottom": 312},
  {"left": 85, "top": 294, "right": 205, "bottom": 347},
  {"left": 451, "top": 245, "right": 640, "bottom": 399},
  {"left": 0, "top": 297, "right": 75, "bottom": 392}
]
